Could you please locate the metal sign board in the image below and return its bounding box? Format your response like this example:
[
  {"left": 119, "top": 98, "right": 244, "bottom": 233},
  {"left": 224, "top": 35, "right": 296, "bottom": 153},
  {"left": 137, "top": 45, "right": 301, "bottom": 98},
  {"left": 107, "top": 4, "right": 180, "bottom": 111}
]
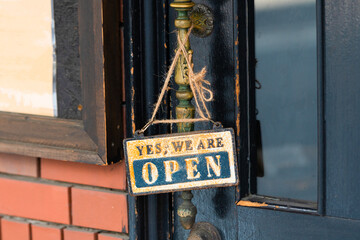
[{"left": 124, "top": 128, "right": 238, "bottom": 196}]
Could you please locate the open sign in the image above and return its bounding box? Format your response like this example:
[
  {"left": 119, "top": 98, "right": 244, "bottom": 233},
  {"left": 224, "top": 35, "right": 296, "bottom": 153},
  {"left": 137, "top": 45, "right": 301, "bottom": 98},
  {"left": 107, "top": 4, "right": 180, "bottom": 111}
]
[{"left": 124, "top": 128, "right": 238, "bottom": 196}]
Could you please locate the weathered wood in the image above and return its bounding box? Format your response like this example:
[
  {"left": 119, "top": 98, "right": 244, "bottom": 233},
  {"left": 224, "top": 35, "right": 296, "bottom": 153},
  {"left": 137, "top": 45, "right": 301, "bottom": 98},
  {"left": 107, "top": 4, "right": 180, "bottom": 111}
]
[
  {"left": 0, "top": 112, "right": 103, "bottom": 164},
  {"left": 78, "top": 0, "right": 107, "bottom": 161},
  {"left": 0, "top": 112, "right": 95, "bottom": 150}
]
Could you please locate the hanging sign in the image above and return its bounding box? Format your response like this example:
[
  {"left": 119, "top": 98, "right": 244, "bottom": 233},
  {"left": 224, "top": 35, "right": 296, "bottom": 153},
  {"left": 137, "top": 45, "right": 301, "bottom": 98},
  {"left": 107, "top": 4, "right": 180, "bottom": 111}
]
[{"left": 124, "top": 128, "right": 238, "bottom": 196}]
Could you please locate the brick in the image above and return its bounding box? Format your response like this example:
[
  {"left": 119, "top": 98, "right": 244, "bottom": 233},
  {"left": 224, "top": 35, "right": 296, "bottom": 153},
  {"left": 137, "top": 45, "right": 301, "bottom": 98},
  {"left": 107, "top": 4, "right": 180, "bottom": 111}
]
[
  {"left": 63, "top": 228, "right": 97, "bottom": 240},
  {"left": 98, "top": 233, "right": 126, "bottom": 240},
  {"left": 1, "top": 218, "right": 30, "bottom": 240},
  {"left": 0, "top": 153, "right": 38, "bottom": 177},
  {"left": 0, "top": 176, "right": 70, "bottom": 224},
  {"left": 72, "top": 187, "right": 128, "bottom": 232},
  {"left": 31, "top": 224, "right": 62, "bottom": 240},
  {"left": 41, "top": 159, "right": 126, "bottom": 190}
]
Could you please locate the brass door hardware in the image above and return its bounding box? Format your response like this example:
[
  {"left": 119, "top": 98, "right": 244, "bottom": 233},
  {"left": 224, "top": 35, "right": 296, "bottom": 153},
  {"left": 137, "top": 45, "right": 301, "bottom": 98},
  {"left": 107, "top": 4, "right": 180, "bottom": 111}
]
[
  {"left": 189, "top": 4, "right": 214, "bottom": 38},
  {"left": 170, "top": 0, "right": 197, "bottom": 230},
  {"left": 170, "top": 0, "right": 217, "bottom": 234},
  {"left": 188, "top": 222, "right": 222, "bottom": 240}
]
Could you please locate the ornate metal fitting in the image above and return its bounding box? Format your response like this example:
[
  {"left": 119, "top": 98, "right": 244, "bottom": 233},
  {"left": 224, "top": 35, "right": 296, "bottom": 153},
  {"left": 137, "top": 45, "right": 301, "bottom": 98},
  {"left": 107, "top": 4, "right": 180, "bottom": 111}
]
[
  {"left": 170, "top": 0, "right": 195, "bottom": 10},
  {"left": 177, "top": 191, "right": 197, "bottom": 230},
  {"left": 189, "top": 4, "right": 214, "bottom": 38}
]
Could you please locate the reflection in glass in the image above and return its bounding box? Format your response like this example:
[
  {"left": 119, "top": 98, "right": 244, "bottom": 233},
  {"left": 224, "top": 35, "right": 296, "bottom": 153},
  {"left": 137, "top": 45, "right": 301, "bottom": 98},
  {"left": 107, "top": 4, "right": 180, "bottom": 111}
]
[
  {"left": 255, "top": 0, "right": 317, "bottom": 201},
  {"left": 0, "top": 0, "right": 57, "bottom": 116}
]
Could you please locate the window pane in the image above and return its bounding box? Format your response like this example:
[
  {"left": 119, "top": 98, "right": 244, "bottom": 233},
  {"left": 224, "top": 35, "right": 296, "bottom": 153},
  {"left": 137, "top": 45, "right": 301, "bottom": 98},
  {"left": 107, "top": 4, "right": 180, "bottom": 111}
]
[
  {"left": 0, "top": 0, "right": 56, "bottom": 116},
  {"left": 255, "top": 0, "right": 317, "bottom": 201}
]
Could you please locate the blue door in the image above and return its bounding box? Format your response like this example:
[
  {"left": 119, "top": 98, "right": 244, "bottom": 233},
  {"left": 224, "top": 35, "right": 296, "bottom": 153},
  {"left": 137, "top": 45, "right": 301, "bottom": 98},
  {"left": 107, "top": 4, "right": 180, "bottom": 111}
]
[{"left": 124, "top": 0, "right": 360, "bottom": 239}]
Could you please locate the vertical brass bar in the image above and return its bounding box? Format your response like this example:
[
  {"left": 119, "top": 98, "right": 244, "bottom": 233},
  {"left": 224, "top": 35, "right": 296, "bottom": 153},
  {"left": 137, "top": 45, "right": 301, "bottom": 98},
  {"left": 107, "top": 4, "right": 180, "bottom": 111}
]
[
  {"left": 171, "top": 0, "right": 195, "bottom": 133},
  {"left": 170, "top": 0, "right": 197, "bottom": 230}
]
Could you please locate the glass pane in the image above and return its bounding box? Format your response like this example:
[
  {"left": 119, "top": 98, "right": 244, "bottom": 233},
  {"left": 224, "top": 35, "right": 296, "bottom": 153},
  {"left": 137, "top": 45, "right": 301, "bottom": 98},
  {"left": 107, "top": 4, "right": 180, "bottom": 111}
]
[
  {"left": 255, "top": 0, "right": 317, "bottom": 202},
  {"left": 0, "top": 0, "right": 56, "bottom": 116}
]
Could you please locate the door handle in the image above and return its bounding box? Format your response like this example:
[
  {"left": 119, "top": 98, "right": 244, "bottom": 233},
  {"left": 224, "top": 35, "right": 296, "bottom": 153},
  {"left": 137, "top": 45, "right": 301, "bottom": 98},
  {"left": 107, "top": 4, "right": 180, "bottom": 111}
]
[{"left": 188, "top": 222, "right": 222, "bottom": 240}]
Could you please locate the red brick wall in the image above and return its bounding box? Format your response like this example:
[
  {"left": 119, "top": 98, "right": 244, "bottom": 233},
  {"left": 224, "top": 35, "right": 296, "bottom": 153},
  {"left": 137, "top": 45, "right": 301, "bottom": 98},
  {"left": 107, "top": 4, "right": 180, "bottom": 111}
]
[{"left": 0, "top": 153, "right": 128, "bottom": 240}]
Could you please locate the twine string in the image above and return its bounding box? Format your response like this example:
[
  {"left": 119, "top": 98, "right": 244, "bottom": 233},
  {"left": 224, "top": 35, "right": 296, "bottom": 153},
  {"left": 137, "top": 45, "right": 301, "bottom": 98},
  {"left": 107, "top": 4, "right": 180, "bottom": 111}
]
[
  {"left": 138, "top": 26, "right": 214, "bottom": 134},
  {"left": 178, "top": 35, "right": 213, "bottom": 119}
]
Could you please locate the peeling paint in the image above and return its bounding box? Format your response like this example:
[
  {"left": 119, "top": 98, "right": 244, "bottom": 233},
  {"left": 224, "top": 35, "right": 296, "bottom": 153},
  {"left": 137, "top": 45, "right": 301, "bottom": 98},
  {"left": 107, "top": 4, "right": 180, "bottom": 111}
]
[
  {"left": 237, "top": 200, "right": 269, "bottom": 207},
  {"left": 236, "top": 113, "right": 240, "bottom": 137},
  {"left": 235, "top": 73, "right": 240, "bottom": 136},
  {"left": 235, "top": 75, "right": 240, "bottom": 105},
  {"left": 177, "top": 209, "right": 193, "bottom": 218},
  {"left": 131, "top": 87, "right": 136, "bottom": 134}
]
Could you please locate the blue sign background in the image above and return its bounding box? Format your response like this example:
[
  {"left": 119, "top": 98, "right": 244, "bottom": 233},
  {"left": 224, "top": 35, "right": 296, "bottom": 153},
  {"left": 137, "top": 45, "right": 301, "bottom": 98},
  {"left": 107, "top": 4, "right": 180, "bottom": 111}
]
[{"left": 133, "top": 151, "right": 230, "bottom": 188}]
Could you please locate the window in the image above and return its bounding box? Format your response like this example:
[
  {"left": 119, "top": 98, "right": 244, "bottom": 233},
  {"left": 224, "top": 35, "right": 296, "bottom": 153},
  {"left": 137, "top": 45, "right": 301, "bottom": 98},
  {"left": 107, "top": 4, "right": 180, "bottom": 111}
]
[
  {"left": 0, "top": 0, "right": 124, "bottom": 165},
  {"left": 239, "top": 0, "right": 319, "bottom": 211}
]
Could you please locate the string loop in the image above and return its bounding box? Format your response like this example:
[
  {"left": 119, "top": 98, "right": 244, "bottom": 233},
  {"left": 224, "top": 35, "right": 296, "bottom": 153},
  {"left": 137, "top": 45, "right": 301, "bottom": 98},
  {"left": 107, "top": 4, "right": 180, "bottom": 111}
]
[{"left": 137, "top": 26, "right": 214, "bottom": 134}]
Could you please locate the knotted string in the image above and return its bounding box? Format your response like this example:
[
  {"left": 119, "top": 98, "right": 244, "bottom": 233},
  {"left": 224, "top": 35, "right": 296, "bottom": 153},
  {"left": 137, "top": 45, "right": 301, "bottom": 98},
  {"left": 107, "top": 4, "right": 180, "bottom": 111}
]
[
  {"left": 138, "top": 26, "right": 214, "bottom": 134},
  {"left": 177, "top": 33, "right": 213, "bottom": 119}
]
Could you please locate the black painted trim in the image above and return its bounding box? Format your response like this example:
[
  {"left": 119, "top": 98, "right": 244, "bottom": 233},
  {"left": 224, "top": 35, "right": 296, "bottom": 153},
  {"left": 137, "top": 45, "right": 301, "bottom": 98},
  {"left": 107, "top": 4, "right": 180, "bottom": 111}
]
[
  {"left": 316, "top": 0, "right": 326, "bottom": 216},
  {"left": 124, "top": 0, "right": 172, "bottom": 239}
]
